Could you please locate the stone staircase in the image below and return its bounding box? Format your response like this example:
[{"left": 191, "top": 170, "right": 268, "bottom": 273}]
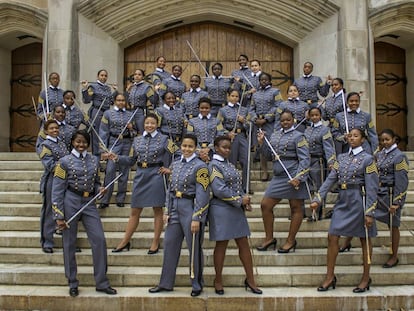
[{"left": 0, "top": 152, "right": 414, "bottom": 311}]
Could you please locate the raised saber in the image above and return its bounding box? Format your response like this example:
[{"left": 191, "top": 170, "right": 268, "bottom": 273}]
[
  {"left": 340, "top": 91, "right": 349, "bottom": 134},
  {"left": 259, "top": 129, "right": 295, "bottom": 182},
  {"left": 65, "top": 173, "right": 123, "bottom": 227},
  {"left": 43, "top": 72, "right": 50, "bottom": 115},
  {"left": 88, "top": 96, "right": 107, "bottom": 132},
  {"left": 294, "top": 97, "right": 326, "bottom": 131},
  {"left": 241, "top": 72, "right": 255, "bottom": 89},
  {"left": 190, "top": 232, "right": 195, "bottom": 279},
  {"left": 108, "top": 107, "right": 140, "bottom": 152},
  {"left": 186, "top": 40, "right": 209, "bottom": 78}
]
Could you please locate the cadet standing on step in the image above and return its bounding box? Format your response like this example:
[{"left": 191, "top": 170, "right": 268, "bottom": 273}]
[
  {"left": 81, "top": 69, "right": 117, "bottom": 156},
  {"left": 37, "top": 72, "right": 64, "bottom": 123},
  {"left": 38, "top": 120, "right": 69, "bottom": 254},
  {"left": 149, "top": 134, "right": 210, "bottom": 297},
  {"left": 52, "top": 130, "right": 117, "bottom": 297}
]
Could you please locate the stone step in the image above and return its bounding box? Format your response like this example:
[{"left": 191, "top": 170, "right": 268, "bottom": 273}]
[
  {"left": 0, "top": 230, "right": 412, "bottom": 249},
  {"left": 0, "top": 263, "right": 414, "bottom": 287},
  {"left": 3, "top": 190, "right": 414, "bottom": 205},
  {"left": 0, "top": 246, "right": 412, "bottom": 267},
  {"left": 1, "top": 215, "right": 413, "bottom": 233},
  {"left": 0, "top": 285, "right": 413, "bottom": 311},
  {"left": 3, "top": 202, "right": 414, "bottom": 219}
]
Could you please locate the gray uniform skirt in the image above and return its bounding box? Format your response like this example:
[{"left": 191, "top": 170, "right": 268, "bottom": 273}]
[
  {"left": 329, "top": 189, "right": 377, "bottom": 237},
  {"left": 375, "top": 188, "right": 401, "bottom": 227},
  {"left": 208, "top": 198, "right": 250, "bottom": 241},
  {"left": 131, "top": 166, "right": 165, "bottom": 208}
]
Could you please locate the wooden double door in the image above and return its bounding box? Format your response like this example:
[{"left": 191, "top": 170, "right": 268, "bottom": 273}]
[{"left": 124, "top": 22, "right": 293, "bottom": 96}]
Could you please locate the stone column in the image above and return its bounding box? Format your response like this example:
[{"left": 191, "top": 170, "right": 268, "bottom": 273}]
[
  {"left": 337, "top": 0, "right": 372, "bottom": 113},
  {"left": 45, "top": 0, "right": 79, "bottom": 92}
]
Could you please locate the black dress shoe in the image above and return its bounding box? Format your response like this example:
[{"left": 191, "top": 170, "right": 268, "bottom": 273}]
[
  {"left": 112, "top": 242, "right": 131, "bottom": 253},
  {"left": 383, "top": 259, "right": 399, "bottom": 268},
  {"left": 147, "top": 245, "right": 159, "bottom": 255},
  {"left": 96, "top": 287, "right": 117, "bottom": 295},
  {"left": 317, "top": 276, "right": 337, "bottom": 292},
  {"left": 352, "top": 278, "right": 371, "bottom": 293},
  {"left": 191, "top": 289, "right": 202, "bottom": 297},
  {"left": 69, "top": 288, "right": 79, "bottom": 297},
  {"left": 149, "top": 286, "right": 173, "bottom": 293},
  {"left": 215, "top": 288, "right": 224, "bottom": 295},
  {"left": 116, "top": 203, "right": 125, "bottom": 207},
  {"left": 42, "top": 247, "right": 53, "bottom": 254},
  {"left": 99, "top": 203, "right": 109, "bottom": 209}
]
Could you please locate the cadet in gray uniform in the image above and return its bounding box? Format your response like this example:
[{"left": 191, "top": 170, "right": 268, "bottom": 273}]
[
  {"left": 231, "top": 54, "right": 252, "bottom": 107},
  {"left": 332, "top": 92, "right": 379, "bottom": 154},
  {"left": 375, "top": 129, "right": 409, "bottom": 268},
  {"left": 256, "top": 109, "right": 310, "bottom": 253},
  {"left": 186, "top": 98, "right": 224, "bottom": 162},
  {"left": 311, "top": 128, "right": 378, "bottom": 293},
  {"left": 293, "top": 62, "right": 331, "bottom": 106},
  {"left": 149, "top": 134, "right": 210, "bottom": 297},
  {"left": 53, "top": 105, "right": 77, "bottom": 151},
  {"left": 81, "top": 69, "right": 116, "bottom": 156},
  {"left": 217, "top": 88, "right": 250, "bottom": 193},
  {"left": 37, "top": 72, "right": 64, "bottom": 122},
  {"left": 111, "top": 113, "right": 174, "bottom": 254},
  {"left": 52, "top": 130, "right": 117, "bottom": 297},
  {"left": 250, "top": 72, "right": 283, "bottom": 180},
  {"left": 38, "top": 120, "right": 69, "bottom": 253},
  {"left": 155, "top": 91, "right": 186, "bottom": 158},
  {"left": 126, "top": 69, "right": 157, "bottom": 134},
  {"left": 158, "top": 65, "right": 187, "bottom": 103},
  {"left": 204, "top": 63, "right": 234, "bottom": 117},
  {"left": 208, "top": 136, "right": 262, "bottom": 295},
  {"left": 304, "top": 107, "right": 336, "bottom": 220},
  {"left": 322, "top": 78, "right": 346, "bottom": 154},
  {"left": 98, "top": 93, "right": 135, "bottom": 208},
  {"left": 275, "top": 85, "right": 309, "bottom": 133},
  {"left": 62, "top": 90, "right": 86, "bottom": 129},
  {"left": 181, "top": 75, "right": 209, "bottom": 119},
  {"left": 150, "top": 56, "right": 171, "bottom": 86}
]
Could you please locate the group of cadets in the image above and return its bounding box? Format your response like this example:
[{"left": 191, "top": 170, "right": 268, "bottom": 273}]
[{"left": 34, "top": 55, "right": 409, "bottom": 297}]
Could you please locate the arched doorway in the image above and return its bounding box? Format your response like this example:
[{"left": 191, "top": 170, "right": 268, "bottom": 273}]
[
  {"left": 10, "top": 42, "right": 42, "bottom": 152},
  {"left": 124, "top": 22, "right": 293, "bottom": 96},
  {"left": 374, "top": 42, "right": 407, "bottom": 150}
]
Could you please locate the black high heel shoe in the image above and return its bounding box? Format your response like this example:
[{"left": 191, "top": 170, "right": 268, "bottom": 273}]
[
  {"left": 339, "top": 244, "right": 352, "bottom": 253},
  {"left": 111, "top": 242, "right": 131, "bottom": 253},
  {"left": 317, "top": 276, "right": 337, "bottom": 292},
  {"left": 277, "top": 240, "right": 297, "bottom": 253},
  {"left": 213, "top": 278, "right": 224, "bottom": 295},
  {"left": 352, "top": 278, "right": 372, "bottom": 293},
  {"left": 256, "top": 238, "right": 277, "bottom": 251},
  {"left": 147, "top": 244, "right": 160, "bottom": 255},
  {"left": 244, "top": 279, "right": 262, "bottom": 295}
]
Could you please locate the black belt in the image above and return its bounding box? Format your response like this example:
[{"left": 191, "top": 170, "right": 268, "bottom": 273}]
[
  {"left": 311, "top": 154, "right": 323, "bottom": 158},
  {"left": 379, "top": 182, "right": 394, "bottom": 187},
  {"left": 68, "top": 186, "right": 95, "bottom": 198},
  {"left": 279, "top": 156, "right": 298, "bottom": 160},
  {"left": 137, "top": 162, "right": 163, "bottom": 168},
  {"left": 212, "top": 103, "right": 224, "bottom": 107},
  {"left": 110, "top": 133, "right": 132, "bottom": 139},
  {"left": 338, "top": 183, "right": 362, "bottom": 190},
  {"left": 172, "top": 190, "right": 195, "bottom": 200}
]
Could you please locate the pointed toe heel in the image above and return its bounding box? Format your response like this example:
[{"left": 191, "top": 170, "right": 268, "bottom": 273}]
[
  {"left": 352, "top": 278, "right": 371, "bottom": 293},
  {"left": 244, "top": 279, "right": 262, "bottom": 295},
  {"left": 317, "top": 276, "right": 337, "bottom": 292},
  {"left": 112, "top": 242, "right": 130, "bottom": 253},
  {"left": 339, "top": 244, "right": 352, "bottom": 253},
  {"left": 277, "top": 240, "right": 297, "bottom": 254},
  {"left": 256, "top": 238, "right": 277, "bottom": 251}
]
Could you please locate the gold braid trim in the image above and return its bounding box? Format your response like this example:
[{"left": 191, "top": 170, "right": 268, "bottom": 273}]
[
  {"left": 297, "top": 138, "right": 308, "bottom": 148},
  {"left": 221, "top": 196, "right": 241, "bottom": 202},
  {"left": 275, "top": 93, "right": 283, "bottom": 101},
  {"left": 365, "top": 162, "right": 378, "bottom": 174},
  {"left": 167, "top": 139, "right": 178, "bottom": 154},
  {"left": 332, "top": 119, "right": 339, "bottom": 128},
  {"left": 87, "top": 86, "right": 94, "bottom": 96},
  {"left": 396, "top": 159, "right": 409, "bottom": 172},
  {"left": 294, "top": 168, "right": 309, "bottom": 179},
  {"left": 394, "top": 191, "right": 407, "bottom": 202},
  {"left": 210, "top": 167, "right": 223, "bottom": 182},
  {"left": 196, "top": 167, "right": 209, "bottom": 191},
  {"left": 54, "top": 163, "right": 66, "bottom": 180},
  {"left": 323, "top": 132, "right": 332, "bottom": 140},
  {"left": 39, "top": 146, "right": 52, "bottom": 159},
  {"left": 147, "top": 88, "right": 154, "bottom": 97},
  {"left": 192, "top": 203, "right": 209, "bottom": 217},
  {"left": 52, "top": 204, "right": 64, "bottom": 217},
  {"left": 327, "top": 155, "right": 336, "bottom": 163},
  {"left": 101, "top": 115, "right": 108, "bottom": 124},
  {"left": 187, "top": 123, "right": 194, "bottom": 133},
  {"left": 365, "top": 202, "right": 377, "bottom": 215},
  {"left": 368, "top": 120, "right": 374, "bottom": 128}
]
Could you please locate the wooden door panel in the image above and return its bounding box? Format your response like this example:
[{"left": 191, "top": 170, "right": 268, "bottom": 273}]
[
  {"left": 10, "top": 43, "right": 42, "bottom": 152},
  {"left": 375, "top": 42, "right": 407, "bottom": 150},
  {"left": 124, "top": 22, "right": 293, "bottom": 97}
]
